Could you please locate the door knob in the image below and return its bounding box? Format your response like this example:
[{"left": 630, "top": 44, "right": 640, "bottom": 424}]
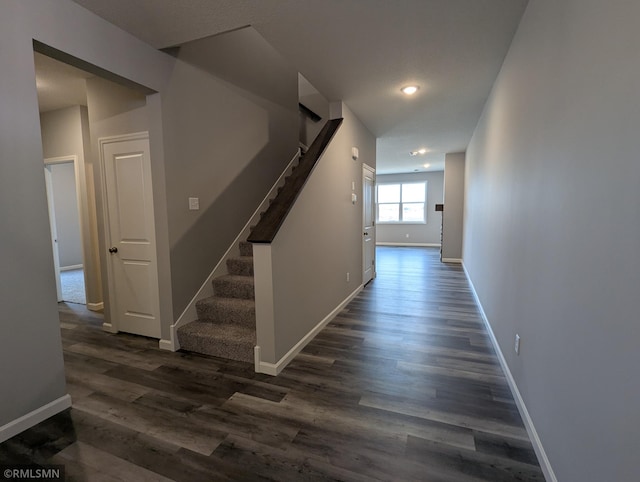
[
  {"left": 109, "top": 247, "right": 118, "bottom": 254},
  {"left": 364, "top": 232, "right": 369, "bottom": 236}
]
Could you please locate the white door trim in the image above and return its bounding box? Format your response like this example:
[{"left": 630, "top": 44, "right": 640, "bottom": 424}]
[
  {"left": 362, "top": 163, "right": 376, "bottom": 284},
  {"left": 44, "top": 155, "right": 84, "bottom": 303},
  {"left": 43, "top": 166, "right": 63, "bottom": 302}
]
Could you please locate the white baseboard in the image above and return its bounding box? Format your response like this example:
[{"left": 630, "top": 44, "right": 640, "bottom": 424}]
[
  {"left": 442, "top": 257, "right": 462, "bottom": 263},
  {"left": 255, "top": 285, "right": 363, "bottom": 376},
  {"left": 462, "top": 263, "right": 557, "bottom": 482},
  {"left": 87, "top": 302, "right": 103, "bottom": 311},
  {"left": 376, "top": 242, "right": 441, "bottom": 247},
  {"left": 102, "top": 322, "right": 116, "bottom": 333},
  {"left": 159, "top": 337, "right": 179, "bottom": 352},
  {"left": 60, "top": 264, "right": 83, "bottom": 272},
  {"left": 0, "top": 395, "right": 72, "bottom": 444}
]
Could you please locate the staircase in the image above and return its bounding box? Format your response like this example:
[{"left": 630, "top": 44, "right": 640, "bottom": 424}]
[
  {"left": 176, "top": 118, "right": 343, "bottom": 365},
  {"left": 176, "top": 240, "right": 256, "bottom": 362}
]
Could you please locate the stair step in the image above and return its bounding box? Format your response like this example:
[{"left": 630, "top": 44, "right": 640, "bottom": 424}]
[
  {"left": 195, "top": 297, "right": 255, "bottom": 327},
  {"left": 239, "top": 241, "right": 253, "bottom": 257},
  {"left": 177, "top": 321, "right": 254, "bottom": 363},
  {"left": 212, "top": 275, "right": 254, "bottom": 299},
  {"left": 226, "top": 256, "right": 254, "bottom": 276}
]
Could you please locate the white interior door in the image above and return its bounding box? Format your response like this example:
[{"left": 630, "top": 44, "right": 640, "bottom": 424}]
[
  {"left": 101, "top": 133, "right": 161, "bottom": 338},
  {"left": 44, "top": 166, "right": 63, "bottom": 302},
  {"left": 363, "top": 164, "right": 376, "bottom": 285}
]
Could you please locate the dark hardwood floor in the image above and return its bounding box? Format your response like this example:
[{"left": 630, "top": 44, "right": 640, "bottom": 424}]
[{"left": 0, "top": 247, "right": 544, "bottom": 481}]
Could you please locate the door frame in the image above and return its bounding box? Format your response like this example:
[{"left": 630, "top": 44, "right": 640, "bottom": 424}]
[
  {"left": 362, "top": 163, "right": 376, "bottom": 284},
  {"left": 44, "top": 155, "right": 85, "bottom": 303},
  {"left": 98, "top": 131, "right": 161, "bottom": 337}
]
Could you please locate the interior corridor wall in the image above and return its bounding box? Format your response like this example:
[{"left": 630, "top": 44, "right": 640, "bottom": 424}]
[
  {"left": 442, "top": 152, "right": 465, "bottom": 261},
  {"left": 162, "top": 27, "right": 299, "bottom": 319},
  {"left": 40, "top": 105, "right": 102, "bottom": 304},
  {"left": 269, "top": 102, "right": 376, "bottom": 361},
  {"left": 463, "top": 1, "right": 640, "bottom": 480},
  {"left": 0, "top": 0, "right": 173, "bottom": 436}
]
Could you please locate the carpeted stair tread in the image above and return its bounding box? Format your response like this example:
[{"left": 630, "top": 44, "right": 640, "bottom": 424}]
[
  {"left": 226, "top": 256, "right": 254, "bottom": 276},
  {"left": 212, "top": 275, "right": 255, "bottom": 299},
  {"left": 195, "top": 297, "right": 255, "bottom": 327},
  {"left": 177, "top": 321, "right": 254, "bottom": 363}
]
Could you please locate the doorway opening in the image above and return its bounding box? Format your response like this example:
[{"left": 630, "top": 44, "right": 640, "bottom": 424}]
[
  {"left": 34, "top": 45, "right": 163, "bottom": 339},
  {"left": 44, "top": 157, "right": 86, "bottom": 305}
]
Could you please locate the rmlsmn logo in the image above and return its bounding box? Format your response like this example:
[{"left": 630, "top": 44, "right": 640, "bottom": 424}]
[{"left": 1, "top": 465, "right": 65, "bottom": 481}]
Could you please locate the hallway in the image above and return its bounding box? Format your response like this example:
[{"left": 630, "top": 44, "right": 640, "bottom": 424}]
[{"left": 0, "top": 247, "right": 544, "bottom": 481}]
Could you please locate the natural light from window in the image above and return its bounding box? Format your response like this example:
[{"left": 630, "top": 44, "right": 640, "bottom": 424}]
[{"left": 377, "top": 182, "right": 426, "bottom": 223}]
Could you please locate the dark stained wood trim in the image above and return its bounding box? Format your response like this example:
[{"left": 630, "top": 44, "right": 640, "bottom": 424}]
[
  {"left": 248, "top": 118, "right": 343, "bottom": 244},
  {"left": 298, "top": 102, "right": 322, "bottom": 122}
]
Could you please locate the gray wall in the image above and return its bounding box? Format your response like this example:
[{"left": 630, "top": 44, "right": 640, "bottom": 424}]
[
  {"left": 376, "top": 171, "right": 444, "bottom": 246},
  {"left": 442, "top": 152, "right": 465, "bottom": 260},
  {"left": 163, "top": 27, "right": 299, "bottom": 318},
  {"left": 268, "top": 102, "right": 376, "bottom": 361},
  {"left": 464, "top": 1, "right": 640, "bottom": 481},
  {"left": 298, "top": 74, "right": 329, "bottom": 147},
  {"left": 0, "top": 0, "right": 172, "bottom": 432}
]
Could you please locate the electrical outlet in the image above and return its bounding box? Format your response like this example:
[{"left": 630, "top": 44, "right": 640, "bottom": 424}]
[
  {"left": 346, "top": 272, "right": 350, "bottom": 282},
  {"left": 515, "top": 334, "right": 521, "bottom": 355},
  {"left": 188, "top": 197, "right": 200, "bottom": 210}
]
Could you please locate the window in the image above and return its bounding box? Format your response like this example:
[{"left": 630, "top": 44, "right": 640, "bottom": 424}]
[{"left": 377, "top": 182, "right": 427, "bottom": 223}]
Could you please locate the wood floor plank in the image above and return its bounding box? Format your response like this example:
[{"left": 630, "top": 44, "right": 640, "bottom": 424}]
[
  {"left": 52, "top": 441, "right": 174, "bottom": 482},
  {"left": 73, "top": 393, "right": 226, "bottom": 456},
  {"left": 405, "top": 434, "right": 546, "bottom": 482},
  {"left": 0, "top": 247, "right": 544, "bottom": 481},
  {"left": 66, "top": 342, "right": 163, "bottom": 371}
]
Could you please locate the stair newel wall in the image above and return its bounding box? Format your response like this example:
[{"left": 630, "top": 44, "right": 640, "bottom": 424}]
[
  {"left": 252, "top": 243, "right": 276, "bottom": 365},
  {"left": 252, "top": 102, "right": 376, "bottom": 374}
]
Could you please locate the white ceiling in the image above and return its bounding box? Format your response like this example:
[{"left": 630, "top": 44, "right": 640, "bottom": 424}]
[{"left": 66, "top": 0, "right": 527, "bottom": 173}]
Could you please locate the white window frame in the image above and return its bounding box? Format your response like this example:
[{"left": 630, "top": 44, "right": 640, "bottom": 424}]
[{"left": 376, "top": 181, "right": 427, "bottom": 224}]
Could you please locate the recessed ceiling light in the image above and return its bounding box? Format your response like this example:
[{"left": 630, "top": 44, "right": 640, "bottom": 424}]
[
  {"left": 401, "top": 85, "right": 419, "bottom": 95},
  {"left": 423, "top": 163, "right": 431, "bottom": 168},
  {"left": 410, "top": 148, "right": 429, "bottom": 156}
]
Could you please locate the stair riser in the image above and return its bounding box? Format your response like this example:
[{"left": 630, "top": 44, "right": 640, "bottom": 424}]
[
  {"left": 226, "top": 258, "right": 254, "bottom": 276},
  {"left": 178, "top": 333, "right": 254, "bottom": 363},
  {"left": 239, "top": 242, "right": 253, "bottom": 257},
  {"left": 212, "top": 278, "right": 254, "bottom": 300},
  {"left": 196, "top": 302, "right": 255, "bottom": 327}
]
